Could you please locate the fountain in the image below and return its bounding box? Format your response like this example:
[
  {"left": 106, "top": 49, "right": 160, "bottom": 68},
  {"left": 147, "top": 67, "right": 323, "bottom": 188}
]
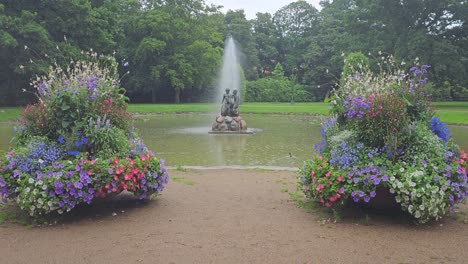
[{"left": 210, "top": 37, "right": 254, "bottom": 134}]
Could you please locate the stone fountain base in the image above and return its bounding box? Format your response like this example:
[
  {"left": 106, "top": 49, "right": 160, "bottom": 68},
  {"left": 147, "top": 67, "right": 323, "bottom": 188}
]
[{"left": 210, "top": 115, "right": 254, "bottom": 134}]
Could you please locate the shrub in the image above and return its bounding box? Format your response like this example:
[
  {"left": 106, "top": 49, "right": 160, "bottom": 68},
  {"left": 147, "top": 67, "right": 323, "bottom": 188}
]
[
  {"left": 300, "top": 56, "right": 467, "bottom": 223},
  {"left": 0, "top": 52, "right": 169, "bottom": 217}
]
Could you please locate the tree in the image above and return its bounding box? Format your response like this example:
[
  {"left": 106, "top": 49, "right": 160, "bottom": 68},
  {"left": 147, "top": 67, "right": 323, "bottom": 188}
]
[
  {"left": 224, "top": 10, "right": 259, "bottom": 80},
  {"left": 252, "top": 12, "right": 279, "bottom": 78},
  {"left": 121, "top": 0, "right": 223, "bottom": 103},
  {"left": 273, "top": 0, "right": 319, "bottom": 79}
]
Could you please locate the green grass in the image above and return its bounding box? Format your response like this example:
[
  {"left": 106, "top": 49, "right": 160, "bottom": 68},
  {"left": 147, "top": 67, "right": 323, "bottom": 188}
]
[
  {"left": 0, "top": 107, "right": 21, "bottom": 122},
  {"left": 433, "top": 101, "right": 468, "bottom": 124},
  {"left": 129, "top": 102, "right": 330, "bottom": 115},
  {"left": 171, "top": 176, "right": 196, "bottom": 186},
  {"left": 1, "top": 101, "right": 467, "bottom": 124}
]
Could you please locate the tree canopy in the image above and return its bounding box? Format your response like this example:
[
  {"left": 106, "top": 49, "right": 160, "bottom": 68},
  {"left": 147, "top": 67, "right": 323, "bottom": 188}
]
[{"left": 0, "top": 0, "right": 466, "bottom": 105}]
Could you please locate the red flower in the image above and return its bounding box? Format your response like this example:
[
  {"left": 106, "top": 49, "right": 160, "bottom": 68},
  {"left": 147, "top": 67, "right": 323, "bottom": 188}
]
[
  {"left": 461, "top": 150, "right": 468, "bottom": 160},
  {"left": 116, "top": 167, "right": 124, "bottom": 174},
  {"left": 124, "top": 174, "right": 132, "bottom": 181},
  {"left": 316, "top": 184, "right": 325, "bottom": 192},
  {"left": 96, "top": 188, "right": 106, "bottom": 198},
  {"left": 325, "top": 171, "right": 332, "bottom": 177},
  {"left": 140, "top": 155, "right": 147, "bottom": 161},
  {"left": 114, "top": 158, "right": 119, "bottom": 164},
  {"left": 337, "top": 176, "right": 343, "bottom": 182}
]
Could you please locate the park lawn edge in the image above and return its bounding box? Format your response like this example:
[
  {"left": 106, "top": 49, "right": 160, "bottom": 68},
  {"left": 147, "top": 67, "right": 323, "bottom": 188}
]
[{"left": 1, "top": 102, "right": 467, "bottom": 125}]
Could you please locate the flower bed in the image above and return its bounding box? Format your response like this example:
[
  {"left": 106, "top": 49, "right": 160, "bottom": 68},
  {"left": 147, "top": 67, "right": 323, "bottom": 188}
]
[
  {"left": 299, "top": 59, "right": 467, "bottom": 223},
  {"left": 0, "top": 52, "right": 169, "bottom": 216}
]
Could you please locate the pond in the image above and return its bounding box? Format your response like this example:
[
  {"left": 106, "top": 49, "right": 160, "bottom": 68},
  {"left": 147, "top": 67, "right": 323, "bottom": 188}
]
[{"left": 1, "top": 114, "right": 467, "bottom": 168}]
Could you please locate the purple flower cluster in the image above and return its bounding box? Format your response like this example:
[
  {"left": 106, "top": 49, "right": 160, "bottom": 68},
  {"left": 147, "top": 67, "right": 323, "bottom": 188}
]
[
  {"left": 36, "top": 82, "right": 49, "bottom": 97},
  {"left": 348, "top": 165, "right": 388, "bottom": 203},
  {"left": 314, "top": 117, "right": 336, "bottom": 154},
  {"left": 129, "top": 138, "right": 149, "bottom": 157},
  {"left": 78, "top": 76, "right": 101, "bottom": 101},
  {"left": 154, "top": 158, "right": 169, "bottom": 195},
  {"left": 344, "top": 97, "right": 370, "bottom": 119},
  {"left": 409, "top": 64, "right": 430, "bottom": 77},
  {"left": 0, "top": 177, "right": 8, "bottom": 202}
]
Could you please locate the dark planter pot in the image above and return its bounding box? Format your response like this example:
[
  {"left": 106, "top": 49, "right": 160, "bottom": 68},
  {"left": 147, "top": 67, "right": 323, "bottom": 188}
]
[{"left": 351, "top": 187, "right": 401, "bottom": 212}]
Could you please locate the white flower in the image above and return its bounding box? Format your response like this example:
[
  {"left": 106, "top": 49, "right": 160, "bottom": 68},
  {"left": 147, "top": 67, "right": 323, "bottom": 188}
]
[
  {"left": 25, "top": 187, "right": 31, "bottom": 193},
  {"left": 399, "top": 167, "right": 405, "bottom": 172},
  {"left": 19, "top": 65, "right": 24, "bottom": 69},
  {"left": 42, "top": 185, "right": 47, "bottom": 191},
  {"left": 397, "top": 182, "right": 403, "bottom": 189},
  {"left": 37, "top": 180, "right": 43, "bottom": 185},
  {"left": 409, "top": 182, "right": 416, "bottom": 187},
  {"left": 48, "top": 201, "right": 53, "bottom": 207},
  {"left": 38, "top": 159, "right": 44, "bottom": 164},
  {"left": 24, "top": 45, "right": 28, "bottom": 49},
  {"left": 414, "top": 211, "right": 421, "bottom": 218},
  {"left": 28, "top": 178, "right": 34, "bottom": 184},
  {"left": 58, "top": 209, "right": 63, "bottom": 214}
]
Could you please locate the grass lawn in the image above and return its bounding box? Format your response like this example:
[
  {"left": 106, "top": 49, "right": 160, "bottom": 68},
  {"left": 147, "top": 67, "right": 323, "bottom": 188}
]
[
  {"left": 0, "top": 108, "right": 21, "bottom": 122},
  {"left": 1, "top": 101, "right": 467, "bottom": 124}
]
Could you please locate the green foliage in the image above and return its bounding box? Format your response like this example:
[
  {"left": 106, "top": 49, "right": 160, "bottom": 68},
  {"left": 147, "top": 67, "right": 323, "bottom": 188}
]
[
  {"left": 1, "top": 0, "right": 467, "bottom": 105},
  {"left": 83, "top": 116, "right": 130, "bottom": 158},
  {"left": 340, "top": 52, "right": 369, "bottom": 85},
  {"left": 245, "top": 78, "right": 311, "bottom": 102},
  {"left": 300, "top": 61, "right": 468, "bottom": 223},
  {"left": 0, "top": 52, "right": 169, "bottom": 217}
]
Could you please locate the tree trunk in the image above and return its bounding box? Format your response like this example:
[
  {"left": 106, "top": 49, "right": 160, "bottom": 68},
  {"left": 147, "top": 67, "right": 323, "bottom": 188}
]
[{"left": 174, "top": 87, "right": 181, "bottom": 103}]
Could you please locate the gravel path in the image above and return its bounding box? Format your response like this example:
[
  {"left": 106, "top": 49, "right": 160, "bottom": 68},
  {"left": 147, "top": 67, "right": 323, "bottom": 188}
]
[{"left": 0, "top": 169, "right": 467, "bottom": 264}]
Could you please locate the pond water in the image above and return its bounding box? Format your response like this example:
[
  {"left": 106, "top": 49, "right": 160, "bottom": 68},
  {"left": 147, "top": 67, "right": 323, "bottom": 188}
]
[{"left": 1, "top": 114, "right": 467, "bottom": 168}]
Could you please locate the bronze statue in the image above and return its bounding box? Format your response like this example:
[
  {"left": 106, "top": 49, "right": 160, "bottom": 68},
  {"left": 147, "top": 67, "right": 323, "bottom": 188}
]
[{"left": 221, "top": 89, "right": 230, "bottom": 116}]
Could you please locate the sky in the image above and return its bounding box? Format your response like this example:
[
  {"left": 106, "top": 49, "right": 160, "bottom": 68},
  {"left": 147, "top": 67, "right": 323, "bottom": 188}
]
[{"left": 204, "top": 0, "right": 322, "bottom": 19}]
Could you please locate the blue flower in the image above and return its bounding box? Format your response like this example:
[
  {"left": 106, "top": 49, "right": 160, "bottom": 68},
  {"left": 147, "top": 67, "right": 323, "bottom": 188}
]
[
  {"left": 68, "top": 151, "right": 80, "bottom": 156},
  {"left": 430, "top": 117, "right": 452, "bottom": 142},
  {"left": 58, "top": 136, "right": 65, "bottom": 144}
]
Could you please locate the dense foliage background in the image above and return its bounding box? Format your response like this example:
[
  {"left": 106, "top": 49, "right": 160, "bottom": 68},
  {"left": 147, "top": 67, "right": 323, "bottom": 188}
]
[{"left": 1, "top": 0, "right": 467, "bottom": 105}]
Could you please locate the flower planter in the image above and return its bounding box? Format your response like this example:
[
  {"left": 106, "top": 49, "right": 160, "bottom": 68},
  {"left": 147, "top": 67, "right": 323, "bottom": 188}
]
[{"left": 353, "top": 187, "right": 400, "bottom": 211}]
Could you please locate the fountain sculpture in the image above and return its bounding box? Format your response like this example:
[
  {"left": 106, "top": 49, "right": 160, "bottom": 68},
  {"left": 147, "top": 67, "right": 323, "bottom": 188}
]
[{"left": 210, "top": 37, "right": 252, "bottom": 134}]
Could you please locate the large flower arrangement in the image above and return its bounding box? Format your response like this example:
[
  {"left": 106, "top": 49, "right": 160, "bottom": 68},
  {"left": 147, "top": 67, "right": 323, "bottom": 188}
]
[
  {"left": 299, "top": 58, "right": 467, "bottom": 223},
  {"left": 0, "top": 52, "right": 169, "bottom": 216}
]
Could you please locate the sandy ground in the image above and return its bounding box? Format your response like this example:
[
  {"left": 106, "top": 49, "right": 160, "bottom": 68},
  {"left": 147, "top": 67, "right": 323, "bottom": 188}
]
[{"left": 0, "top": 169, "right": 467, "bottom": 264}]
